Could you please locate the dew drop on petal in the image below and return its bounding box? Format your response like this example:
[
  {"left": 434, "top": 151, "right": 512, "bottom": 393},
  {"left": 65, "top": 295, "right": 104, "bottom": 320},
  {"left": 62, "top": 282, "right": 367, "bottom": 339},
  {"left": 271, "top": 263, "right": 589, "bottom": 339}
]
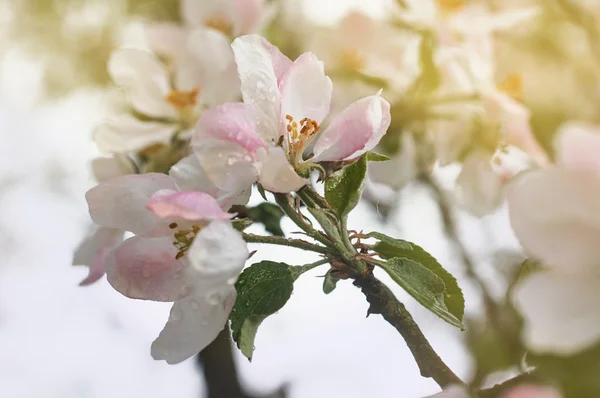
[
  {"left": 142, "top": 268, "right": 151, "bottom": 278},
  {"left": 170, "top": 309, "right": 182, "bottom": 322},
  {"left": 190, "top": 300, "right": 200, "bottom": 311},
  {"left": 206, "top": 292, "right": 221, "bottom": 306}
]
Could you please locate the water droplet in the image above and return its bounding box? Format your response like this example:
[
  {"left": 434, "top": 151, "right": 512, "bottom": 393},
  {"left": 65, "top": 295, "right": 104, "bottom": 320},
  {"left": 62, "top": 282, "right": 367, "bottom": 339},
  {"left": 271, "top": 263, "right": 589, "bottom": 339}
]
[
  {"left": 190, "top": 300, "right": 200, "bottom": 311},
  {"left": 170, "top": 310, "right": 182, "bottom": 322},
  {"left": 206, "top": 292, "right": 221, "bottom": 305},
  {"left": 243, "top": 154, "right": 252, "bottom": 162},
  {"left": 201, "top": 319, "right": 209, "bottom": 326},
  {"left": 256, "top": 80, "right": 265, "bottom": 90},
  {"left": 227, "top": 156, "right": 237, "bottom": 166},
  {"left": 227, "top": 276, "right": 238, "bottom": 285}
]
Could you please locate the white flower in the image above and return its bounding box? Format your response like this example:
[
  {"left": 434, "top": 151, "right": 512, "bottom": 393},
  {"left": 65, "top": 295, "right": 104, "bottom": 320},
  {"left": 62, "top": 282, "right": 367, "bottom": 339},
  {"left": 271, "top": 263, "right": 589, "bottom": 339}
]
[{"left": 509, "top": 122, "right": 600, "bottom": 354}]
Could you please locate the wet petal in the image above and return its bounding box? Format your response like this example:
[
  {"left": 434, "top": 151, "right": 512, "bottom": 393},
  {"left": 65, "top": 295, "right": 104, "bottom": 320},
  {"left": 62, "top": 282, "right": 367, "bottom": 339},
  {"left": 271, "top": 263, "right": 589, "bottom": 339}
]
[
  {"left": 513, "top": 271, "right": 600, "bottom": 355},
  {"left": 279, "top": 52, "right": 332, "bottom": 126},
  {"left": 169, "top": 155, "right": 251, "bottom": 208},
  {"left": 231, "top": 0, "right": 264, "bottom": 35},
  {"left": 555, "top": 122, "right": 600, "bottom": 175},
  {"left": 73, "top": 226, "right": 124, "bottom": 286},
  {"left": 151, "top": 288, "right": 236, "bottom": 364},
  {"left": 94, "top": 114, "right": 178, "bottom": 153},
  {"left": 194, "top": 102, "right": 266, "bottom": 152},
  {"left": 86, "top": 173, "right": 178, "bottom": 236},
  {"left": 108, "top": 49, "right": 177, "bottom": 119},
  {"left": 105, "top": 236, "right": 189, "bottom": 301},
  {"left": 193, "top": 138, "right": 258, "bottom": 194},
  {"left": 508, "top": 168, "right": 600, "bottom": 272},
  {"left": 147, "top": 190, "right": 233, "bottom": 221},
  {"left": 232, "top": 35, "right": 290, "bottom": 142},
  {"left": 312, "top": 93, "right": 391, "bottom": 162},
  {"left": 187, "top": 220, "right": 248, "bottom": 287},
  {"left": 257, "top": 147, "right": 308, "bottom": 193}
]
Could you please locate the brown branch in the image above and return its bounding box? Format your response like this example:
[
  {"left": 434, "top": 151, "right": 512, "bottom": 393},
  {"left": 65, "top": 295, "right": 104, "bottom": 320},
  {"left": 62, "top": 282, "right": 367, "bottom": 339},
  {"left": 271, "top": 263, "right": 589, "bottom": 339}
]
[
  {"left": 477, "top": 372, "right": 539, "bottom": 398},
  {"left": 352, "top": 270, "right": 463, "bottom": 388}
]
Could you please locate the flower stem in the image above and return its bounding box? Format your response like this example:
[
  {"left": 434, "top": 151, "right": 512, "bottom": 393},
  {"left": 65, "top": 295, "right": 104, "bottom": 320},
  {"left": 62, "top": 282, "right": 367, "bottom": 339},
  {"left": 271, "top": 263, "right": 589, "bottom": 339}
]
[
  {"left": 242, "top": 233, "right": 334, "bottom": 255},
  {"left": 273, "top": 193, "right": 333, "bottom": 247}
]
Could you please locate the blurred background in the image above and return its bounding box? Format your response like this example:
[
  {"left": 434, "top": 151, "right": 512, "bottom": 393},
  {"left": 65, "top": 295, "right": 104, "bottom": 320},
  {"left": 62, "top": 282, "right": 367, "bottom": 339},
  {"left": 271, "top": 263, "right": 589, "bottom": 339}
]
[{"left": 1, "top": 0, "right": 599, "bottom": 397}]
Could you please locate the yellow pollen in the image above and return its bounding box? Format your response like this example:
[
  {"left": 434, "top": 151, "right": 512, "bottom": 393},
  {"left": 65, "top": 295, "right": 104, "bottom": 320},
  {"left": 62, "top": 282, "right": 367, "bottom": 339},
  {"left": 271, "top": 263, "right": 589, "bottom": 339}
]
[
  {"left": 285, "top": 115, "right": 320, "bottom": 161},
  {"left": 339, "top": 50, "right": 365, "bottom": 71},
  {"left": 172, "top": 224, "right": 204, "bottom": 259},
  {"left": 497, "top": 73, "right": 523, "bottom": 101},
  {"left": 165, "top": 87, "right": 200, "bottom": 110},
  {"left": 436, "top": 0, "right": 465, "bottom": 13},
  {"left": 204, "top": 17, "right": 233, "bottom": 36}
]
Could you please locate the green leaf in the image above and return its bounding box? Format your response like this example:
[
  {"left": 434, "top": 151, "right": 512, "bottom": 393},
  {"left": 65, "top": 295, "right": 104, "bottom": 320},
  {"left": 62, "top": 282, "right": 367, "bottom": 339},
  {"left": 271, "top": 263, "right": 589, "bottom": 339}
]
[
  {"left": 378, "top": 258, "right": 465, "bottom": 330},
  {"left": 322, "top": 270, "right": 339, "bottom": 294},
  {"left": 366, "top": 152, "right": 391, "bottom": 162},
  {"left": 230, "top": 261, "right": 294, "bottom": 360},
  {"left": 231, "top": 218, "right": 254, "bottom": 232},
  {"left": 324, "top": 153, "right": 368, "bottom": 218},
  {"left": 368, "top": 232, "right": 465, "bottom": 322},
  {"left": 256, "top": 183, "right": 268, "bottom": 201},
  {"left": 246, "top": 203, "right": 285, "bottom": 236}
]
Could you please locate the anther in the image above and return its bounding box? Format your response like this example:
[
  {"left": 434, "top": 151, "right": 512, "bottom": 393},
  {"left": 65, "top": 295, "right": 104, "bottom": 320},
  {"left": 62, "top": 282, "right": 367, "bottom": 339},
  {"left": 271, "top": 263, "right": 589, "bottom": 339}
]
[{"left": 169, "top": 222, "right": 178, "bottom": 229}]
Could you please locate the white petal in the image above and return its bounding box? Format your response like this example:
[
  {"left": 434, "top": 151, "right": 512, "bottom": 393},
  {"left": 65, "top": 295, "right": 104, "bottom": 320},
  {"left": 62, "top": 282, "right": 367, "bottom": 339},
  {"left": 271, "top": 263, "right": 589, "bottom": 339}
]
[
  {"left": 194, "top": 138, "right": 258, "bottom": 195},
  {"left": 457, "top": 150, "right": 504, "bottom": 217},
  {"left": 555, "top": 122, "right": 600, "bottom": 174},
  {"left": 422, "top": 385, "right": 467, "bottom": 398},
  {"left": 108, "top": 49, "right": 177, "bottom": 119},
  {"left": 256, "top": 147, "right": 308, "bottom": 193},
  {"left": 91, "top": 155, "right": 135, "bottom": 183},
  {"left": 94, "top": 114, "right": 178, "bottom": 153},
  {"left": 187, "top": 220, "right": 248, "bottom": 290},
  {"left": 151, "top": 289, "right": 236, "bottom": 364},
  {"left": 508, "top": 168, "right": 600, "bottom": 272},
  {"left": 86, "top": 173, "right": 178, "bottom": 236},
  {"left": 180, "top": 0, "right": 228, "bottom": 28},
  {"left": 73, "top": 226, "right": 124, "bottom": 286},
  {"left": 231, "top": 35, "right": 284, "bottom": 142},
  {"left": 279, "top": 52, "right": 333, "bottom": 125},
  {"left": 513, "top": 271, "right": 600, "bottom": 355}
]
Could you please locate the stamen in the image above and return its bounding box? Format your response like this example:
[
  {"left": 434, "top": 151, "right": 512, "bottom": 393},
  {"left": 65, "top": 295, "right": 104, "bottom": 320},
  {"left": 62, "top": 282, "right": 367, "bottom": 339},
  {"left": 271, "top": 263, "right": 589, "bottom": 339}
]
[
  {"left": 171, "top": 223, "right": 205, "bottom": 259},
  {"left": 497, "top": 73, "right": 523, "bottom": 101},
  {"left": 436, "top": 0, "right": 465, "bottom": 13},
  {"left": 284, "top": 114, "right": 320, "bottom": 161},
  {"left": 169, "top": 222, "right": 178, "bottom": 229},
  {"left": 165, "top": 87, "right": 200, "bottom": 110},
  {"left": 204, "top": 17, "right": 233, "bottom": 36}
]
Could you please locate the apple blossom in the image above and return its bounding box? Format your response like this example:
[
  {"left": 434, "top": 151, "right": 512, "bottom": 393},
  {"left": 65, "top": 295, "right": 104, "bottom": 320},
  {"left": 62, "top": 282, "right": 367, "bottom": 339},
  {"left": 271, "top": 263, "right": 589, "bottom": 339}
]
[
  {"left": 192, "top": 35, "right": 391, "bottom": 193},
  {"left": 85, "top": 172, "right": 249, "bottom": 363},
  {"left": 94, "top": 28, "right": 239, "bottom": 153},
  {"left": 424, "top": 384, "right": 562, "bottom": 398},
  {"left": 509, "top": 122, "right": 600, "bottom": 354}
]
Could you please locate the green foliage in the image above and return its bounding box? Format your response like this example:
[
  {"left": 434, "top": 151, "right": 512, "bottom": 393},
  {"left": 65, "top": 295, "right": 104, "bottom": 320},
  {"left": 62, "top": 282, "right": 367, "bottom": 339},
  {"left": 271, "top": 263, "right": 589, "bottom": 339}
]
[
  {"left": 230, "top": 261, "right": 294, "bottom": 360},
  {"left": 377, "top": 258, "right": 465, "bottom": 329},
  {"left": 365, "top": 152, "right": 391, "bottom": 162},
  {"left": 322, "top": 270, "right": 340, "bottom": 294},
  {"left": 324, "top": 154, "right": 368, "bottom": 218},
  {"left": 246, "top": 203, "right": 286, "bottom": 236},
  {"left": 368, "top": 232, "right": 465, "bottom": 322}
]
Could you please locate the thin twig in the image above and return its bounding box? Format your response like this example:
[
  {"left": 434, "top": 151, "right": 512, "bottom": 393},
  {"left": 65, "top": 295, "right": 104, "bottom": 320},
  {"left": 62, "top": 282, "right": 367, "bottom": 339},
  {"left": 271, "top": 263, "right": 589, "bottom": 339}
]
[
  {"left": 242, "top": 232, "right": 334, "bottom": 255},
  {"left": 352, "top": 270, "right": 463, "bottom": 388}
]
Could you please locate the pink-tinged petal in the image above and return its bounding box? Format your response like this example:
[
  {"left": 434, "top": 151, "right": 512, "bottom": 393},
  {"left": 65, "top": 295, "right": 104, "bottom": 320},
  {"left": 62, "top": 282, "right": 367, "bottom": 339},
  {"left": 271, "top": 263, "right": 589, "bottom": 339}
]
[
  {"left": 193, "top": 138, "right": 258, "bottom": 194},
  {"left": 231, "top": 0, "right": 264, "bottom": 35},
  {"left": 143, "top": 23, "right": 188, "bottom": 61},
  {"left": 507, "top": 168, "right": 600, "bottom": 273},
  {"left": 187, "top": 220, "right": 248, "bottom": 288},
  {"left": 279, "top": 52, "right": 332, "bottom": 126},
  {"left": 194, "top": 102, "right": 266, "bottom": 152},
  {"left": 86, "top": 173, "right": 178, "bottom": 237},
  {"left": 490, "top": 145, "right": 535, "bottom": 184},
  {"left": 104, "top": 236, "right": 189, "bottom": 301},
  {"left": 184, "top": 28, "right": 240, "bottom": 106},
  {"left": 151, "top": 288, "right": 236, "bottom": 364},
  {"left": 256, "top": 147, "right": 308, "bottom": 193},
  {"left": 555, "top": 122, "right": 600, "bottom": 175},
  {"left": 94, "top": 114, "right": 178, "bottom": 153},
  {"left": 180, "top": 0, "right": 228, "bottom": 29},
  {"left": 457, "top": 150, "right": 504, "bottom": 217},
  {"left": 513, "top": 271, "right": 600, "bottom": 355},
  {"left": 232, "top": 35, "right": 290, "bottom": 142},
  {"left": 147, "top": 190, "right": 233, "bottom": 221},
  {"left": 73, "top": 227, "right": 124, "bottom": 286},
  {"left": 91, "top": 155, "right": 135, "bottom": 183},
  {"left": 169, "top": 155, "right": 251, "bottom": 208},
  {"left": 423, "top": 385, "right": 467, "bottom": 398},
  {"left": 108, "top": 49, "right": 177, "bottom": 119},
  {"left": 501, "top": 385, "right": 562, "bottom": 398},
  {"left": 311, "top": 93, "right": 391, "bottom": 162}
]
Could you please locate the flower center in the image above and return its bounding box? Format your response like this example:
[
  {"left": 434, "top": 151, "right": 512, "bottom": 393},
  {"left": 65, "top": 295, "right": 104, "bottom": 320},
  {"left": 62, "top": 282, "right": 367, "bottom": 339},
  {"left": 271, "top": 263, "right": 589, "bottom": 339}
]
[
  {"left": 436, "top": 0, "right": 465, "bottom": 14},
  {"left": 169, "top": 222, "right": 205, "bottom": 259},
  {"left": 285, "top": 114, "right": 320, "bottom": 162},
  {"left": 204, "top": 17, "right": 233, "bottom": 36},
  {"left": 497, "top": 73, "right": 523, "bottom": 101},
  {"left": 165, "top": 87, "right": 200, "bottom": 110},
  {"left": 339, "top": 50, "right": 365, "bottom": 72}
]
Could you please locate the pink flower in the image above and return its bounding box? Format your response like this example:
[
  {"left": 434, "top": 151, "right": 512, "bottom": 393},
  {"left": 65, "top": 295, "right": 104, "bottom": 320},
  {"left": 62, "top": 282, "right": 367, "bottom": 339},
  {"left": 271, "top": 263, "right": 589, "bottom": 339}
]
[
  {"left": 509, "top": 122, "right": 600, "bottom": 354},
  {"left": 181, "top": 0, "right": 265, "bottom": 37},
  {"left": 85, "top": 173, "right": 249, "bottom": 363},
  {"left": 192, "top": 35, "right": 392, "bottom": 193}
]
